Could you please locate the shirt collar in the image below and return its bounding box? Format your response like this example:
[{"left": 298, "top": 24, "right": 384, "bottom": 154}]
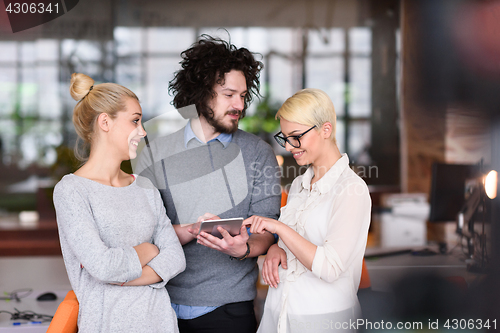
[
  {"left": 184, "top": 119, "right": 232, "bottom": 149},
  {"left": 301, "top": 154, "right": 350, "bottom": 194}
]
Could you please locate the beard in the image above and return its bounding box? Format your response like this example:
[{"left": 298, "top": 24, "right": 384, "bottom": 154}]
[{"left": 206, "top": 110, "right": 241, "bottom": 134}]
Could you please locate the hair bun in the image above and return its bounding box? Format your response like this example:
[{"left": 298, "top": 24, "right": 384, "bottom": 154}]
[{"left": 70, "top": 73, "right": 95, "bottom": 101}]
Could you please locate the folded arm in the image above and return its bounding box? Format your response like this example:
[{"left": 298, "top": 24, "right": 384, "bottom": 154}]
[
  {"left": 54, "top": 184, "right": 143, "bottom": 283},
  {"left": 142, "top": 189, "right": 186, "bottom": 288}
]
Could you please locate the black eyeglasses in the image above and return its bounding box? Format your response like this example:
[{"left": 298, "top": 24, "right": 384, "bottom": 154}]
[{"left": 273, "top": 125, "right": 317, "bottom": 148}]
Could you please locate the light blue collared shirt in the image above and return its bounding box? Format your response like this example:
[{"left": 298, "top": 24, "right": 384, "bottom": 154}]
[
  {"left": 184, "top": 120, "right": 232, "bottom": 149},
  {"left": 171, "top": 303, "right": 217, "bottom": 320}
]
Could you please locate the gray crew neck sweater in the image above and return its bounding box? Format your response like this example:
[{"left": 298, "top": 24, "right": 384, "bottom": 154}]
[
  {"left": 53, "top": 174, "right": 186, "bottom": 332},
  {"left": 136, "top": 129, "right": 281, "bottom": 307}
]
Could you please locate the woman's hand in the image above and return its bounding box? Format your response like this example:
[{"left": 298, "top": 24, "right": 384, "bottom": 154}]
[
  {"left": 247, "top": 215, "right": 318, "bottom": 272},
  {"left": 111, "top": 265, "right": 162, "bottom": 286},
  {"left": 121, "top": 265, "right": 162, "bottom": 286},
  {"left": 133, "top": 242, "right": 159, "bottom": 267},
  {"left": 262, "top": 243, "right": 287, "bottom": 288},
  {"left": 245, "top": 215, "right": 282, "bottom": 235}
]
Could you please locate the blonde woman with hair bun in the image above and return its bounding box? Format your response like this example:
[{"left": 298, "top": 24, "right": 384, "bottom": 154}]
[
  {"left": 53, "top": 73, "right": 185, "bottom": 332},
  {"left": 245, "top": 88, "right": 371, "bottom": 333}
]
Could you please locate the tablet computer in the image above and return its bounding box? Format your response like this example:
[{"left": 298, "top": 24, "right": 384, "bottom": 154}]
[{"left": 198, "top": 218, "right": 244, "bottom": 239}]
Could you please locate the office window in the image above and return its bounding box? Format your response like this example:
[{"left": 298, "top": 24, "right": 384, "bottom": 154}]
[
  {"left": 306, "top": 27, "right": 371, "bottom": 159},
  {"left": 0, "top": 26, "right": 372, "bottom": 169},
  {"left": 0, "top": 40, "right": 63, "bottom": 167}
]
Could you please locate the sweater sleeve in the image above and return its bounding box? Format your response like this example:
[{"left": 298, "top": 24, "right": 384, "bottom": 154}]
[
  {"left": 53, "top": 180, "right": 143, "bottom": 284},
  {"left": 247, "top": 140, "right": 281, "bottom": 220},
  {"left": 146, "top": 188, "right": 186, "bottom": 288},
  {"left": 311, "top": 179, "right": 371, "bottom": 283}
]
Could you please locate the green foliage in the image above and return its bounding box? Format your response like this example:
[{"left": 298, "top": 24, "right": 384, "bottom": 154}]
[
  {"left": 50, "top": 145, "right": 80, "bottom": 181},
  {"left": 50, "top": 144, "right": 135, "bottom": 179},
  {"left": 0, "top": 193, "right": 36, "bottom": 212},
  {"left": 240, "top": 97, "right": 281, "bottom": 135}
]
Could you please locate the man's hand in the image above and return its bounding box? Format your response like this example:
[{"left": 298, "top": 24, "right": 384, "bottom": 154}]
[
  {"left": 186, "top": 222, "right": 201, "bottom": 236},
  {"left": 173, "top": 223, "right": 199, "bottom": 245},
  {"left": 196, "top": 223, "right": 250, "bottom": 258},
  {"left": 262, "top": 243, "right": 287, "bottom": 288},
  {"left": 172, "top": 213, "right": 220, "bottom": 245},
  {"left": 196, "top": 213, "right": 219, "bottom": 222}
]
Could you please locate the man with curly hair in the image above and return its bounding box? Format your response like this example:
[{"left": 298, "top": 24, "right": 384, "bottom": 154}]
[{"left": 138, "top": 35, "right": 281, "bottom": 333}]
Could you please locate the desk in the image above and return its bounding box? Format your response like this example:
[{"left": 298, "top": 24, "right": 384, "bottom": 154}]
[
  {"left": 0, "top": 214, "right": 60, "bottom": 256},
  {"left": 359, "top": 246, "right": 487, "bottom": 325},
  {"left": 0, "top": 256, "right": 70, "bottom": 332},
  {"left": 364, "top": 246, "right": 480, "bottom": 292},
  {"left": 0, "top": 298, "right": 65, "bottom": 332}
]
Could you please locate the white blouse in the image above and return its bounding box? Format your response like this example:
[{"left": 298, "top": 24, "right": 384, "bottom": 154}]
[{"left": 258, "top": 154, "right": 372, "bottom": 333}]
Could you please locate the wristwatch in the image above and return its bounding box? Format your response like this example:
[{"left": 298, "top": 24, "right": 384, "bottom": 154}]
[{"left": 230, "top": 242, "right": 250, "bottom": 260}]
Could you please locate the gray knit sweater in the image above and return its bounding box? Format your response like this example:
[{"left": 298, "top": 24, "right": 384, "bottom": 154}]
[{"left": 53, "top": 174, "right": 186, "bottom": 332}]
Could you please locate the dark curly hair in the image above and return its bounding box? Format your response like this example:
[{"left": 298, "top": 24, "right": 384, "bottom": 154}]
[{"left": 169, "top": 35, "right": 263, "bottom": 119}]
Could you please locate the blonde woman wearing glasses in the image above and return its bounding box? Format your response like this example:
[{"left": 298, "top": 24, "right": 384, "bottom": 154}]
[{"left": 245, "top": 88, "right": 371, "bottom": 333}]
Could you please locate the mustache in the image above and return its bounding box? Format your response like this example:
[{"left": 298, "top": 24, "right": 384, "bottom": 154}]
[{"left": 225, "top": 110, "right": 241, "bottom": 117}]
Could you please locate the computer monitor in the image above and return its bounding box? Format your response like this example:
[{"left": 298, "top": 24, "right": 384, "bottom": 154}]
[{"left": 428, "top": 163, "right": 480, "bottom": 223}]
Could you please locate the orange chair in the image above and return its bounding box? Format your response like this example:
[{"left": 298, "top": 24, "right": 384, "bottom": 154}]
[
  {"left": 446, "top": 276, "right": 468, "bottom": 291},
  {"left": 280, "top": 190, "right": 288, "bottom": 208},
  {"left": 359, "top": 258, "right": 371, "bottom": 290},
  {"left": 47, "top": 290, "right": 79, "bottom": 333}
]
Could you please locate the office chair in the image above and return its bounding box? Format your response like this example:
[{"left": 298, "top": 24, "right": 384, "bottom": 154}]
[{"left": 46, "top": 290, "right": 78, "bottom": 333}]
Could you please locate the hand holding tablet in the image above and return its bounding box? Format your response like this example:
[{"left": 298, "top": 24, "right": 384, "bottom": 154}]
[{"left": 198, "top": 218, "right": 244, "bottom": 239}]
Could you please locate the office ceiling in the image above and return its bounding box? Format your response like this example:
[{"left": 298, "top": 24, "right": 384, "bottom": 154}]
[{"left": 1, "top": 0, "right": 367, "bottom": 41}]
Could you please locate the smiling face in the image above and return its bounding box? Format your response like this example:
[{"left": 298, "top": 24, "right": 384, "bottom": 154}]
[
  {"left": 279, "top": 118, "right": 325, "bottom": 166},
  {"left": 108, "top": 97, "right": 146, "bottom": 160},
  {"left": 205, "top": 69, "right": 247, "bottom": 134}
]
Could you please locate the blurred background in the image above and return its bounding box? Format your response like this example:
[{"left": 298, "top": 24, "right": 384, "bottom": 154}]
[
  {"left": 1, "top": 0, "right": 499, "bottom": 326},
  {"left": 0, "top": 0, "right": 393, "bottom": 253}
]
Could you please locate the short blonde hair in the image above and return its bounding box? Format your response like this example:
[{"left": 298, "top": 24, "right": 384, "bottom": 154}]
[
  {"left": 69, "top": 73, "right": 138, "bottom": 161},
  {"left": 276, "top": 88, "right": 337, "bottom": 143}
]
